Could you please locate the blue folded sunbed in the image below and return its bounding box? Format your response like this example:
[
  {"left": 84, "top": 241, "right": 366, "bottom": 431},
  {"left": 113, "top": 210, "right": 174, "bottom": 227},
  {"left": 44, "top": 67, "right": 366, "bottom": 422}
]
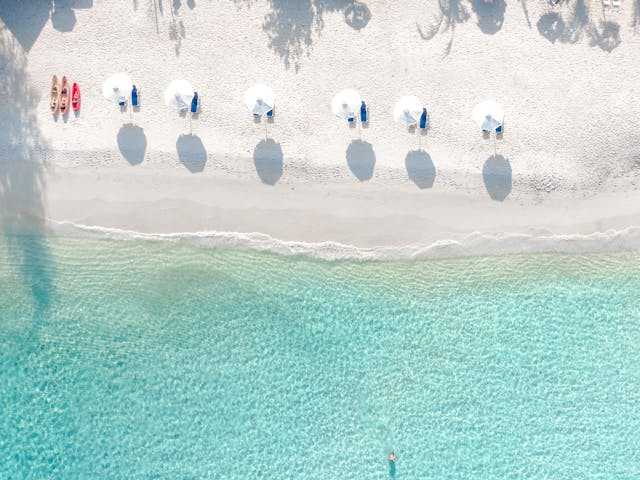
[
  {"left": 360, "top": 101, "right": 367, "bottom": 123},
  {"left": 419, "top": 108, "right": 428, "bottom": 129},
  {"left": 191, "top": 92, "right": 199, "bottom": 113},
  {"left": 131, "top": 85, "right": 138, "bottom": 107}
]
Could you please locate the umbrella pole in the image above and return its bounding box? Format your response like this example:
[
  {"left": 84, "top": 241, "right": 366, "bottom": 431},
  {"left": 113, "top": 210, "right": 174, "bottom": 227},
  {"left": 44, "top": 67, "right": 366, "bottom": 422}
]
[
  {"left": 189, "top": 114, "right": 192, "bottom": 135},
  {"left": 264, "top": 121, "right": 268, "bottom": 140}
]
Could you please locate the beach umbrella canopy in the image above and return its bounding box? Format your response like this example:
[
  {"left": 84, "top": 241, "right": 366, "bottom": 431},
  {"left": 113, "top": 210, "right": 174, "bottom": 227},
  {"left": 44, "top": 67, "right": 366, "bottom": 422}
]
[
  {"left": 244, "top": 83, "right": 275, "bottom": 115},
  {"left": 164, "top": 79, "right": 195, "bottom": 111},
  {"left": 102, "top": 73, "right": 133, "bottom": 104},
  {"left": 472, "top": 99, "right": 504, "bottom": 131},
  {"left": 393, "top": 96, "right": 422, "bottom": 126},
  {"left": 331, "top": 89, "right": 362, "bottom": 120}
]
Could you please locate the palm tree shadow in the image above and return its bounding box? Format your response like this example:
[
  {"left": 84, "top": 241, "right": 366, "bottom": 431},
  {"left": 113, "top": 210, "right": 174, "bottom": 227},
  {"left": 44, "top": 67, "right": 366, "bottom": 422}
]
[
  {"left": 536, "top": 0, "right": 620, "bottom": 52},
  {"left": 471, "top": 0, "right": 506, "bottom": 35},
  {"left": 417, "top": 0, "right": 471, "bottom": 55},
  {"left": 234, "top": 0, "right": 371, "bottom": 71},
  {"left": 0, "top": 29, "right": 55, "bottom": 336}
]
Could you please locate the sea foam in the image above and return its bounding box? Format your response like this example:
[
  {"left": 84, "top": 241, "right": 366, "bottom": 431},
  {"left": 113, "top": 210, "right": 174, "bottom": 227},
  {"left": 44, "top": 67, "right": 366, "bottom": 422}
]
[{"left": 47, "top": 219, "right": 640, "bottom": 261}]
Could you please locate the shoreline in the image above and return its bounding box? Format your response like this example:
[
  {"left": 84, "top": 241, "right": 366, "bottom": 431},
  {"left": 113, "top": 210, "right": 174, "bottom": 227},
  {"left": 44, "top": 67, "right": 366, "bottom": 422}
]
[{"left": 3, "top": 146, "right": 636, "bottom": 261}]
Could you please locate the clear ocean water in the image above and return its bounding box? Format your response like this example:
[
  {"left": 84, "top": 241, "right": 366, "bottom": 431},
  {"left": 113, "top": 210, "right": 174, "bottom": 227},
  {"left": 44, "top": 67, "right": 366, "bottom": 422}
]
[{"left": 1, "top": 234, "right": 639, "bottom": 480}]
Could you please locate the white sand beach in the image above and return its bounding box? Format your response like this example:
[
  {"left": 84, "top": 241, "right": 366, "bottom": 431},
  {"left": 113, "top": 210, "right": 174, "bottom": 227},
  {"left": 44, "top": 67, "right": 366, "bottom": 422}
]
[{"left": 2, "top": 0, "right": 640, "bottom": 257}]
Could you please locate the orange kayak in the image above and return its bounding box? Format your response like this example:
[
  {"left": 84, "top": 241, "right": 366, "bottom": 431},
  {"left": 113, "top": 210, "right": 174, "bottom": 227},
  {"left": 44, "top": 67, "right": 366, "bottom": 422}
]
[
  {"left": 50, "top": 75, "right": 59, "bottom": 112},
  {"left": 59, "top": 76, "right": 69, "bottom": 113}
]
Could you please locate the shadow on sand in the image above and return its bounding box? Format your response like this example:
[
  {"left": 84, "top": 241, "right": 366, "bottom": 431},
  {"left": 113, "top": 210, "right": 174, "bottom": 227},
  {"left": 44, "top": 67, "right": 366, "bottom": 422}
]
[
  {"left": 176, "top": 134, "right": 207, "bottom": 173},
  {"left": 536, "top": 0, "right": 621, "bottom": 52},
  {"left": 482, "top": 154, "right": 512, "bottom": 201},
  {"left": 253, "top": 138, "right": 284, "bottom": 185},
  {"left": 117, "top": 124, "right": 147, "bottom": 165},
  {"left": 234, "top": 0, "right": 371, "bottom": 70},
  {"left": 346, "top": 139, "right": 375, "bottom": 181},
  {"left": 0, "top": 0, "right": 93, "bottom": 50},
  {"left": 0, "top": 28, "right": 55, "bottom": 327},
  {"left": 405, "top": 150, "right": 436, "bottom": 189}
]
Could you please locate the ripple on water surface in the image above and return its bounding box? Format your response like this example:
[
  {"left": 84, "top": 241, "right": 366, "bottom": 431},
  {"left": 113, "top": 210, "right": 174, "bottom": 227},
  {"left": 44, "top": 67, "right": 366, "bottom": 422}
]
[{"left": 1, "top": 236, "right": 639, "bottom": 479}]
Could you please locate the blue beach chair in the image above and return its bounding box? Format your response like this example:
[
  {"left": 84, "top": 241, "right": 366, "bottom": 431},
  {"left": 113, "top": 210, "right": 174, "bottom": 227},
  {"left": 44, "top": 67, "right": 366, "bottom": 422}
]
[
  {"left": 131, "top": 85, "right": 138, "bottom": 107},
  {"left": 496, "top": 124, "right": 503, "bottom": 135},
  {"left": 266, "top": 108, "right": 274, "bottom": 118},
  {"left": 360, "top": 101, "right": 367, "bottom": 123},
  {"left": 191, "top": 92, "right": 199, "bottom": 113},
  {"left": 419, "top": 108, "right": 428, "bottom": 129}
]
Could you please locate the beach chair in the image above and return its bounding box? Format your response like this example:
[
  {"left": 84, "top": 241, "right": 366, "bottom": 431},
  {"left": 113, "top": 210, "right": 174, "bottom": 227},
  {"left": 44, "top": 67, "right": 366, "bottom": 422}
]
[
  {"left": 266, "top": 108, "right": 273, "bottom": 118},
  {"left": 360, "top": 101, "right": 367, "bottom": 123},
  {"left": 496, "top": 124, "right": 503, "bottom": 135},
  {"left": 347, "top": 115, "right": 355, "bottom": 124},
  {"left": 419, "top": 108, "right": 428, "bottom": 129},
  {"left": 131, "top": 85, "right": 139, "bottom": 107},
  {"left": 602, "top": 0, "right": 611, "bottom": 7},
  {"left": 191, "top": 92, "right": 199, "bottom": 113},
  {"left": 611, "top": 0, "right": 620, "bottom": 8}
]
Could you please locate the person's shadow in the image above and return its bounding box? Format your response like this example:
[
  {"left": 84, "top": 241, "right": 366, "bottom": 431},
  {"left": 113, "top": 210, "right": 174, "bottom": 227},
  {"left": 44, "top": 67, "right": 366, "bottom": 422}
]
[
  {"left": 253, "top": 138, "right": 283, "bottom": 185},
  {"left": 176, "top": 134, "right": 207, "bottom": 173},
  {"left": 117, "top": 124, "right": 147, "bottom": 165},
  {"left": 405, "top": 150, "right": 436, "bottom": 189},
  {"left": 346, "top": 139, "right": 375, "bottom": 181},
  {"left": 482, "top": 154, "right": 512, "bottom": 201}
]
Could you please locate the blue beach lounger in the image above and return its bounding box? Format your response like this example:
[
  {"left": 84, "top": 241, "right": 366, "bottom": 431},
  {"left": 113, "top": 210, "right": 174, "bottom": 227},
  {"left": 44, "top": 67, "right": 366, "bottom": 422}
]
[
  {"left": 419, "top": 108, "right": 428, "bottom": 129},
  {"left": 496, "top": 124, "right": 503, "bottom": 134},
  {"left": 131, "top": 85, "right": 138, "bottom": 107},
  {"left": 191, "top": 92, "right": 199, "bottom": 113},
  {"left": 360, "top": 101, "right": 367, "bottom": 123},
  {"left": 266, "top": 108, "right": 273, "bottom": 118}
]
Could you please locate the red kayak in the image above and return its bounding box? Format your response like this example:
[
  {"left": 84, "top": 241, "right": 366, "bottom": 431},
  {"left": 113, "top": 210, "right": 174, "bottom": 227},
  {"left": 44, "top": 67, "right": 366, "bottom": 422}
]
[{"left": 71, "top": 82, "right": 81, "bottom": 111}]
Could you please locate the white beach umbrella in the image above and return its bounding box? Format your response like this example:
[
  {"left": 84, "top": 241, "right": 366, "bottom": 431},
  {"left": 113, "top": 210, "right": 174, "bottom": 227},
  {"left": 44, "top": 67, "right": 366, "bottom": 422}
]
[
  {"left": 164, "top": 79, "right": 195, "bottom": 111},
  {"left": 472, "top": 99, "right": 504, "bottom": 131},
  {"left": 102, "top": 73, "right": 133, "bottom": 104},
  {"left": 331, "top": 89, "right": 362, "bottom": 120},
  {"left": 244, "top": 83, "right": 275, "bottom": 115},
  {"left": 393, "top": 96, "right": 422, "bottom": 126}
]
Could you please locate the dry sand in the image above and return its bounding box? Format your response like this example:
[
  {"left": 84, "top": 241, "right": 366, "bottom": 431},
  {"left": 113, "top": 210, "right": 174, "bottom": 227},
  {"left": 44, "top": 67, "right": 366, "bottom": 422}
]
[{"left": 1, "top": 0, "right": 640, "bottom": 257}]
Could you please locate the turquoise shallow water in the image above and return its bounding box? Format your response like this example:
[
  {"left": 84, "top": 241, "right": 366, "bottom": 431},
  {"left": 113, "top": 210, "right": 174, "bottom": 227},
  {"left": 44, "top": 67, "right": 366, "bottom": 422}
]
[{"left": 1, "top": 234, "right": 640, "bottom": 479}]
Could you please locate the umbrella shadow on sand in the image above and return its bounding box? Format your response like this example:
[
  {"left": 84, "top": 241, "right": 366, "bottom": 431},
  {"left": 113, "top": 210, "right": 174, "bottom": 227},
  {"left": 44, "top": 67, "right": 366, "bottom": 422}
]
[
  {"left": 482, "top": 154, "right": 511, "bottom": 201},
  {"left": 176, "top": 134, "right": 207, "bottom": 173},
  {"left": 253, "top": 138, "right": 283, "bottom": 185},
  {"left": 405, "top": 150, "right": 436, "bottom": 189},
  {"left": 346, "top": 140, "right": 375, "bottom": 181},
  {"left": 117, "top": 124, "right": 147, "bottom": 165}
]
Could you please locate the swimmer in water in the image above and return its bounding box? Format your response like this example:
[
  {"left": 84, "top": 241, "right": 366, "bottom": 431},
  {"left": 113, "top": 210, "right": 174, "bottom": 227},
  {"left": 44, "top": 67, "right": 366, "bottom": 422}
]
[{"left": 388, "top": 451, "right": 397, "bottom": 462}]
